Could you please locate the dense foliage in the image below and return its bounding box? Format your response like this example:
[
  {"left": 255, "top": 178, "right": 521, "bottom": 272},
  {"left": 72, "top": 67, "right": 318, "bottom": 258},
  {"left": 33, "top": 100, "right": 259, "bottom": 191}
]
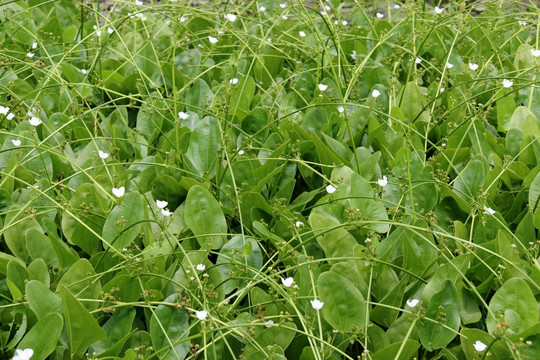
[{"left": 0, "top": 0, "right": 539, "bottom": 359}]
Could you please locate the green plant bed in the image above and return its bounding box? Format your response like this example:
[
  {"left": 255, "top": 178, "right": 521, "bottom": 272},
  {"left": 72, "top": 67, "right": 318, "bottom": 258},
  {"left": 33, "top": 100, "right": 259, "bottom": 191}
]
[{"left": 0, "top": 0, "right": 539, "bottom": 359}]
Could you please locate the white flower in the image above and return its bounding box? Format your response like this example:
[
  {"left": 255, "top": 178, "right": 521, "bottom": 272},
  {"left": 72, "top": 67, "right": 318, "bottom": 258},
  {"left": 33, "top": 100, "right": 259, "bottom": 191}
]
[
  {"left": 135, "top": 0, "right": 143, "bottom": 5},
  {"left": 13, "top": 348, "right": 34, "bottom": 360},
  {"left": 196, "top": 264, "right": 206, "bottom": 271},
  {"left": 6, "top": 113, "right": 15, "bottom": 120},
  {"left": 440, "top": 88, "right": 445, "bottom": 93},
  {"left": 96, "top": 30, "right": 102, "bottom": 37},
  {"left": 435, "top": 6, "right": 444, "bottom": 14},
  {"left": 107, "top": 27, "right": 114, "bottom": 34},
  {"left": 0, "top": 105, "right": 9, "bottom": 115},
  {"left": 468, "top": 62, "right": 479, "bottom": 70},
  {"left": 195, "top": 310, "right": 208, "bottom": 320},
  {"left": 531, "top": 49, "right": 540, "bottom": 57},
  {"left": 281, "top": 277, "right": 294, "bottom": 287},
  {"left": 208, "top": 36, "right": 218, "bottom": 44},
  {"left": 161, "top": 209, "right": 172, "bottom": 216},
  {"left": 80, "top": 69, "right": 88, "bottom": 74},
  {"left": 502, "top": 79, "right": 513, "bottom": 88},
  {"left": 526, "top": 340, "right": 532, "bottom": 346},
  {"left": 342, "top": 20, "right": 348, "bottom": 26},
  {"left": 483, "top": 206, "right": 496, "bottom": 215},
  {"left": 378, "top": 175, "right": 388, "bottom": 187},
  {"left": 299, "top": 31, "right": 306, "bottom": 37},
  {"left": 11, "top": 139, "right": 21, "bottom": 146},
  {"left": 318, "top": 83, "right": 328, "bottom": 91},
  {"left": 415, "top": 57, "right": 422, "bottom": 64},
  {"left": 295, "top": 221, "right": 304, "bottom": 228},
  {"left": 326, "top": 185, "right": 336, "bottom": 194},
  {"left": 372, "top": 89, "right": 381, "bottom": 98},
  {"left": 351, "top": 50, "right": 357, "bottom": 60},
  {"left": 179, "top": 16, "right": 187, "bottom": 22},
  {"left": 473, "top": 341, "right": 487, "bottom": 352},
  {"left": 519, "top": 20, "right": 526, "bottom": 26},
  {"left": 310, "top": 299, "right": 324, "bottom": 310},
  {"left": 98, "top": 150, "right": 109, "bottom": 159},
  {"left": 280, "top": 3, "right": 286, "bottom": 8},
  {"left": 376, "top": 12, "right": 384, "bottom": 19},
  {"left": 29, "top": 117, "right": 41, "bottom": 126},
  {"left": 112, "top": 187, "right": 125, "bottom": 197},
  {"left": 178, "top": 111, "right": 189, "bottom": 120},
  {"left": 238, "top": 149, "right": 244, "bottom": 155},
  {"left": 337, "top": 106, "right": 344, "bottom": 113},
  {"left": 406, "top": 298, "right": 420, "bottom": 307},
  {"left": 225, "top": 14, "right": 237, "bottom": 22},
  {"left": 446, "top": 62, "right": 454, "bottom": 69},
  {"left": 260, "top": 6, "right": 266, "bottom": 12},
  {"left": 93, "top": 25, "right": 98, "bottom": 30},
  {"left": 230, "top": 78, "right": 239, "bottom": 84},
  {"left": 32, "top": 42, "right": 37, "bottom": 49},
  {"left": 27, "top": 52, "right": 35, "bottom": 58},
  {"left": 325, "top": 5, "right": 331, "bottom": 11},
  {"left": 282, "top": 15, "right": 288, "bottom": 20},
  {"left": 265, "top": 320, "right": 274, "bottom": 327},
  {"left": 156, "top": 200, "right": 168, "bottom": 209},
  {"left": 394, "top": 4, "right": 401, "bottom": 9}
]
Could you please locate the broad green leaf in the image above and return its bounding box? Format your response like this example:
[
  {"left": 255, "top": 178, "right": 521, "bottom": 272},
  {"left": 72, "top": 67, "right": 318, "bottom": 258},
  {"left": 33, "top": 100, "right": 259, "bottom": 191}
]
[
  {"left": 150, "top": 294, "right": 190, "bottom": 360},
  {"left": 318, "top": 271, "right": 366, "bottom": 332},
  {"left": 399, "top": 81, "right": 423, "bottom": 123},
  {"left": 370, "top": 340, "right": 420, "bottom": 360},
  {"left": 185, "top": 116, "right": 221, "bottom": 179},
  {"left": 102, "top": 192, "right": 144, "bottom": 251},
  {"left": 184, "top": 185, "right": 226, "bottom": 249},
  {"left": 486, "top": 278, "right": 538, "bottom": 334},
  {"left": 309, "top": 213, "right": 357, "bottom": 264},
  {"left": 26, "top": 280, "right": 62, "bottom": 319},
  {"left": 349, "top": 173, "right": 389, "bottom": 233},
  {"left": 4, "top": 205, "right": 42, "bottom": 261},
  {"left": 418, "top": 281, "right": 461, "bottom": 351},
  {"left": 89, "top": 308, "right": 136, "bottom": 356},
  {"left": 57, "top": 259, "right": 101, "bottom": 311},
  {"left": 60, "top": 285, "right": 106, "bottom": 356},
  {"left": 17, "top": 313, "right": 63, "bottom": 360},
  {"left": 242, "top": 322, "right": 297, "bottom": 359}
]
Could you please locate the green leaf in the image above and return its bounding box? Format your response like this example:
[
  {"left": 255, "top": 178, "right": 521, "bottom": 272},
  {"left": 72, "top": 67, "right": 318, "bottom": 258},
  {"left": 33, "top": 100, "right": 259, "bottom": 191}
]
[
  {"left": 150, "top": 294, "right": 190, "bottom": 360},
  {"left": 486, "top": 278, "right": 538, "bottom": 334},
  {"left": 242, "top": 322, "right": 297, "bottom": 359},
  {"left": 399, "top": 81, "right": 423, "bottom": 123},
  {"left": 216, "top": 236, "right": 263, "bottom": 293},
  {"left": 185, "top": 116, "right": 221, "bottom": 179},
  {"left": 184, "top": 185, "right": 226, "bottom": 249},
  {"left": 318, "top": 271, "right": 366, "bottom": 332},
  {"left": 417, "top": 280, "right": 461, "bottom": 351},
  {"left": 57, "top": 259, "right": 101, "bottom": 311},
  {"left": 17, "top": 313, "right": 63, "bottom": 360},
  {"left": 309, "top": 213, "right": 357, "bottom": 264},
  {"left": 102, "top": 192, "right": 144, "bottom": 251},
  {"left": 89, "top": 308, "right": 136, "bottom": 356},
  {"left": 349, "top": 173, "right": 389, "bottom": 233},
  {"left": 370, "top": 340, "right": 420, "bottom": 360},
  {"left": 60, "top": 285, "right": 106, "bottom": 356},
  {"left": 26, "top": 280, "right": 63, "bottom": 319}
]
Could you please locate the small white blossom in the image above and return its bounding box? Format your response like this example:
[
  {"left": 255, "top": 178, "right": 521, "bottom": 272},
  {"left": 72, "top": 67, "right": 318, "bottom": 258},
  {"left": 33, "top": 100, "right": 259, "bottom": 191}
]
[
  {"left": 135, "top": 0, "right": 143, "bottom": 5},
  {"left": 435, "top": 6, "right": 444, "bottom": 14},
  {"left": 195, "top": 310, "right": 208, "bottom": 320},
  {"left": 415, "top": 57, "right": 422, "bottom": 64},
  {"left": 406, "top": 298, "right": 420, "bottom": 307},
  {"left": 179, "top": 16, "right": 187, "bottom": 22},
  {"left": 337, "top": 106, "right": 345, "bottom": 113},
  {"left": 112, "top": 187, "right": 125, "bottom": 197},
  {"left": 295, "top": 221, "right": 304, "bottom": 228},
  {"left": 468, "top": 62, "right": 479, "bottom": 71},
  {"left": 378, "top": 175, "right": 388, "bottom": 187},
  {"left": 98, "top": 150, "right": 109, "bottom": 159},
  {"left": 11, "top": 139, "right": 21, "bottom": 146},
  {"left": 502, "top": 79, "right": 513, "bottom": 88},
  {"left": 526, "top": 340, "right": 532, "bottom": 346},
  {"left": 29, "top": 117, "right": 41, "bottom": 126},
  {"left": 326, "top": 185, "right": 336, "bottom": 194},
  {"left": 32, "top": 42, "right": 37, "bottom": 49},
  {"left": 531, "top": 49, "right": 540, "bottom": 57},
  {"left": 280, "top": 3, "right": 286, "bottom": 9},
  {"left": 519, "top": 20, "right": 527, "bottom": 26},
  {"left": 13, "top": 349, "right": 34, "bottom": 360},
  {"left": 265, "top": 320, "right": 274, "bottom": 327},
  {"left": 342, "top": 20, "right": 348, "bottom": 26},
  {"left": 225, "top": 14, "right": 237, "bottom": 22},
  {"left": 156, "top": 200, "right": 168, "bottom": 209},
  {"left": 318, "top": 83, "right": 328, "bottom": 91},
  {"left": 107, "top": 27, "right": 114, "bottom": 34},
  {"left": 260, "top": 6, "right": 266, "bottom": 12},
  {"left": 238, "top": 149, "right": 244, "bottom": 155},
  {"left": 351, "top": 50, "right": 357, "bottom": 60},
  {"left": 281, "top": 277, "right": 294, "bottom": 287},
  {"left": 161, "top": 209, "right": 172, "bottom": 216},
  {"left": 0, "top": 105, "right": 9, "bottom": 115},
  {"left": 6, "top": 113, "right": 15, "bottom": 120},
  {"left": 446, "top": 62, "right": 454, "bottom": 69},
  {"left": 230, "top": 77, "right": 239, "bottom": 84},
  {"left": 372, "top": 89, "right": 381, "bottom": 98},
  {"left": 196, "top": 264, "right": 206, "bottom": 271},
  {"left": 208, "top": 36, "right": 218, "bottom": 44},
  {"left": 483, "top": 206, "right": 496, "bottom": 215},
  {"left": 440, "top": 88, "right": 445, "bottom": 92},
  {"left": 394, "top": 4, "right": 401, "bottom": 9},
  {"left": 376, "top": 12, "right": 384, "bottom": 19},
  {"left": 473, "top": 341, "right": 487, "bottom": 352},
  {"left": 178, "top": 111, "right": 189, "bottom": 120},
  {"left": 299, "top": 31, "right": 306, "bottom": 37},
  {"left": 282, "top": 15, "right": 288, "bottom": 20},
  {"left": 310, "top": 299, "right": 324, "bottom": 310},
  {"left": 96, "top": 30, "right": 102, "bottom": 37},
  {"left": 93, "top": 25, "right": 98, "bottom": 30},
  {"left": 80, "top": 69, "right": 88, "bottom": 74},
  {"left": 27, "top": 52, "right": 35, "bottom": 58}
]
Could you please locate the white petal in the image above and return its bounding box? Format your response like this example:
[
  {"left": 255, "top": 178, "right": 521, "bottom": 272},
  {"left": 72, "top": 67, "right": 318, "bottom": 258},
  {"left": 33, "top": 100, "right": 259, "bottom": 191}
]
[
  {"left": 372, "top": 89, "right": 381, "bottom": 98},
  {"left": 196, "top": 264, "right": 206, "bottom": 271},
  {"left": 473, "top": 341, "right": 487, "bottom": 351},
  {"left": 502, "top": 79, "right": 513, "bottom": 88},
  {"left": 208, "top": 36, "right": 218, "bottom": 44},
  {"left": 32, "top": 42, "right": 37, "bottom": 48},
  {"left": 376, "top": 12, "right": 384, "bottom": 18},
  {"left": 0, "top": 105, "right": 9, "bottom": 115},
  {"left": 156, "top": 200, "right": 168, "bottom": 209},
  {"left": 11, "top": 139, "right": 21, "bottom": 146},
  {"left": 446, "top": 62, "right": 454, "bottom": 69},
  {"left": 98, "top": 150, "right": 109, "bottom": 159},
  {"left": 406, "top": 298, "right": 420, "bottom": 307},
  {"left": 112, "top": 187, "right": 125, "bottom": 197},
  {"left": 107, "top": 27, "right": 114, "bottom": 34},
  {"left": 96, "top": 30, "right": 102, "bottom": 37},
  {"left": 394, "top": 4, "right": 401, "bottom": 9},
  {"left": 281, "top": 277, "right": 294, "bottom": 287},
  {"left": 178, "top": 111, "right": 189, "bottom": 120},
  {"left": 260, "top": 6, "right": 266, "bottom": 12},
  {"left": 265, "top": 320, "right": 274, "bottom": 327},
  {"left": 326, "top": 185, "right": 336, "bottom": 193},
  {"left": 295, "top": 221, "right": 304, "bottom": 228},
  {"left": 468, "top": 62, "right": 479, "bottom": 71},
  {"left": 225, "top": 14, "right": 237, "bottom": 22},
  {"left": 415, "top": 57, "right": 422, "bottom": 64},
  {"left": 6, "top": 112, "right": 15, "bottom": 120},
  {"left": 318, "top": 83, "right": 328, "bottom": 91},
  {"left": 299, "top": 31, "right": 306, "bottom": 37},
  {"left": 29, "top": 117, "right": 41, "bottom": 126},
  {"left": 195, "top": 310, "right": 208, "bottom": 320},
  {"left": 435, "top": 6, "right": 444, "bottom": 14},
  {"left": 161, "top": 209, "right": 172, "bottom": 216},
  {"left": 377, "top": 175, "right": 388, "bottom": 187},
  {"left": 280, "top": 3, "right": 286, "bottom": 8},
  {"left": 310, "top": 299, "right": 324, "bottom": 310},
  {"left": 531, "top": 49, "right": 540, "bottom": 57},
  {"left": 27, "top": 52, "right": 35, "bottom": 58},
  {"left": 230, "top": 78, "right": 239, "bottom": 84}
]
